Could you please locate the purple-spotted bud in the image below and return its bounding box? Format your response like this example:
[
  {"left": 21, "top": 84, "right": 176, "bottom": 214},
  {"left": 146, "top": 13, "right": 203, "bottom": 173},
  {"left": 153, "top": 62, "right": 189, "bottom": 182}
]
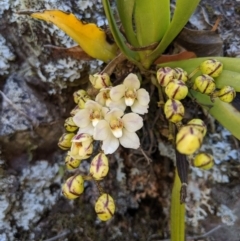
[
  {"left": 156, "top": 67, "right": 175, "bottom": 87},
  {"left": 62, "top": 175, "right": 84, "bottom": 199},
  {"left": 90, "top": 153, "right": 109, "bottom": 180},
  {"left": 58, "top": 133, "right": 75, "bottom": 150},
  {"left": 64, "top": 117, "right": 78, "bottom": 132},
  {"left": 69, "top": 133, "right": 93, "bottom": 159},
  {"left": 173, "top": 67, "right": 188, "bottom": 82},
  {"left": 164, "top": 99, "right": 185, "bottom": 123},
  {"left": 65, "top": 153, "right": 81, "bottom": 170},
  {"left": 165, "top": 79, "right": 188, "bottom": 100},
  {"left": 200, "top": 59, "right": 223, "bottom": 77},
  {"left": 176, "top": 126, "right": 204, "bottom": 155},
  {"left": 89, "top": 73, "right": 112, "bottom": 89},
  {"left": 217, "top": 86, "right": 236, "bottom": 103},
  {"left": 187, "top": 118, "right": 207, "bottom": 136},
  {"left": 95, "top": 193, "right": 115, "bottom": 221},
  {"left": 193, "top": 152, "right": 214, "bottom": 170},
  {"left": 194, "top": 74, "right": 216, "bottom": 94}
]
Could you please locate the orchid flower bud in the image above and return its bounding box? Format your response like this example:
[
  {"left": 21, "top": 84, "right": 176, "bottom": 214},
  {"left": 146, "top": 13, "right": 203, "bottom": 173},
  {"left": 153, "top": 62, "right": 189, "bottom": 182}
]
[
  {"left": 193, "top": 152, "right": 214, "bottom": 170},
  {"left": 65, "top": 153, "right": 81, "bottom": 170},
  {"left": 173, "top": 67, "right": 188, "bottom": 82},
  {"left": 95, "top": 193, "right": 115, "bottom": 221},
  {"left": 62, "top": 175, "right": 84, "bottom": 199},
  {"left": 200, "top": 59, "right": 223, "bottom": 78},
  {"left": 176, "top": 126, "right": 204, "bottom": 155},
  {"left": 90, "top": 153, "right": 109, "bottom": 180},
  {"left": 73, "top": 90, "right": 91, "bottom": 109},
  {"left": 156, "top": 67, "right": 175, "bottom": 87},
  {"left": 187, "top": 118, "right": 207, "bottom": 136},
  {"left": 58, "top": 133, "right": 75, "bottom": 150},
  {"left": 89, "top": 73, "right": 112, "bottom": 89},
  {"left": 165, "top": 79, "right": 188, "bottom": 100},
  {"left": 217, "top": 86, "right": 236, "bottom": 103},
  {"left": 64, "top": 117, "right": 78, "bottom": 132},
  {"left": 194, "top": 74, "right": 216, "bottom": 95},
  {"left": 164, "top": 99, "right": 185, "bottom": 123}
]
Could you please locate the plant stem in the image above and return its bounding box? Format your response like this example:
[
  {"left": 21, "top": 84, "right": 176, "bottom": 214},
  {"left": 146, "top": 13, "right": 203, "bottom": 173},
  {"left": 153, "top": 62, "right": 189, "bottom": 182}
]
[{"left": 170, "top": 168, "right": 185, "bottom": 241}]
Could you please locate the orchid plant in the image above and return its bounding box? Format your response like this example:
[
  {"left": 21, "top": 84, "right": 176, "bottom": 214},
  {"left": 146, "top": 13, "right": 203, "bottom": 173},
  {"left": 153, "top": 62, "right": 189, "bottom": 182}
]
[{"left": 25, "top": 0, "right": 240, "bottom": 241}]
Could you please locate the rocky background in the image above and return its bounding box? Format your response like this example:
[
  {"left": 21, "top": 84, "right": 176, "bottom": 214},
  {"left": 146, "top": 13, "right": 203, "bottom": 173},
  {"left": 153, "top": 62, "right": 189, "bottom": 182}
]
[{"left": 0, "top": 0, "right": 240, "bottom": 241}]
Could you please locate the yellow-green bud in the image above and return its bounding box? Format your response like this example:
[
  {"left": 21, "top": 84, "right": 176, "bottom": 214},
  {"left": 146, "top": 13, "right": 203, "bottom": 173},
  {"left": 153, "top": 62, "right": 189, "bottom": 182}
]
[
  {"left": 73, "top": 89, "right": 91, "bottom": 109},
  {"left": 165, "top": 79, "right": 188, "bottom": 100},
  {"left": 174, "top": 67, "right": 188, "bottom": 82},
  {"left": 156, "top": 67, "right": 175, "bottom": 87},
  {"left": 65, "top": 153, "right": 81, "bottom": 170},
  {"left": 194, "top": 74, "right": 216, "bottom": 94},
  {"left": 164, "top": 99, "right": 185, "bottom": 123},
  {"left": 90, "top": 153, "right": 109, "bottom": 180},
  {"left": 187, "top": 118, "right": 207, "bottom": 136},
  {"left": 218, "top": 86, "right": 236, "bottom": 103},
  {"left": 176, "top": 126, "right": 203, "bottom": 155},
  {"left": 89, "top": 73, "right": 112, "bottom": 89},
  {"left": 193, "top": 152, "right": 214, "bottom": 170},
  {"left": 95, "top": 193, "right": 115, "bottom": 221},
  {"left": 62, "top": 175, "right": 84, "bottom": 199},
  {"left": 69, "top": 133, "right": 93, "bottom": 160},
  {"left": 200, "top": 59, "right": 223, "bottom": 77},
  {"left": 58, "top": 133, "right": 75, "bottom": 150},
  {"left": 64, "top": 117, "right": 78, "bottom": 132}
]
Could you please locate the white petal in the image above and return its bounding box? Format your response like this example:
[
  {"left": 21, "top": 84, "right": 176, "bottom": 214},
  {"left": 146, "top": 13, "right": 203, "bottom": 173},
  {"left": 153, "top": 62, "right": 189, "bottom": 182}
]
[
  {"left": 131, "top": 101, "right": 149, "bottom": 114},
  {"left": 119, "top": 129, "right": 140, "bottom": 149},
  {"left": 77, "top": 124, "right": 94, "bottom": 135},
  {"left": 95, "top": 92, "right": 105, "bottom": 106},
  {"left": 137, "top": 88, "right": 150, "bottom": 106},
  {"left": 73, "top": 109, "right": 91, "bottom": 128},
  {"left": 102, "top": 107, "right": 110, "bottom": 116},
  {"left": 104, "top": 108, "right": 124, "bottom": 122},
  {"left": 101, "top": 135, "right": 119, "bottom": 154},
  {"left": 108, "top": 98, "right": 126, "bottom": 111},
  {"left": 93, "top": 120, "right": 111, "bottom": 141},
  {"left": 122, "top": 113, "right": 143, "bottom": 132},
  {"left": 123, "top": 73, "right": 140, "bottom": 89},
  {"left": 110, "top": 84, "right": 125, "bottom": 101},
  {"left": 85, "top": 99, "right": 103, "bottom": 109}
]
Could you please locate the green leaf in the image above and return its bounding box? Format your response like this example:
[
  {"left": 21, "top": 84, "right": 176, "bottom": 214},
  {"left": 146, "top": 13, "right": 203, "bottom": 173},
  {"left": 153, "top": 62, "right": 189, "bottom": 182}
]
[
  {"left": 102, "top": 0, "right": 140, "bottom": 63},
  {"left": 171, "top": 169, "right": 185, "bottom": 241},
  {"left": 190, "top": 90, "right": 240, "bottom": 140},
  {"left": 146, "top": 0, "right": 200, "bottom": 65},
  {"left": 116, "top": 0, "right": 139, "bottom": 47},
  {"left": 134, "top": 0, "right": 170, "bottom": 46}
]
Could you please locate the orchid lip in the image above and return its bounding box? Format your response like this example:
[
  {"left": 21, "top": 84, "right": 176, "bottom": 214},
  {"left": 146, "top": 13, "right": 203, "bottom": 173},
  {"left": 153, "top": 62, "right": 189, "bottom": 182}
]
[{"left": 111, "top": 128, "right": 123, "bottom": 138}]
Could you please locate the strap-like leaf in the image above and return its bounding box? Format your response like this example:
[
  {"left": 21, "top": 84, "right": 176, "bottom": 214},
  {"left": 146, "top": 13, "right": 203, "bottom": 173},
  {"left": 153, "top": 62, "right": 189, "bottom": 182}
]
[
  {"left": 31, "top": 10, "right": 118, "bottom": 62},
  {"left": 147, "top": 0, "right": 200, "bottom": 65},
  {"left": 102, "top": 0, "right": 140, "bottom": 63},
  {"left": 116, "top": 0, "right": 139, "bottom": 47},
  {"left": 134, "top": 0, "right": 170, "bottom": 46}
]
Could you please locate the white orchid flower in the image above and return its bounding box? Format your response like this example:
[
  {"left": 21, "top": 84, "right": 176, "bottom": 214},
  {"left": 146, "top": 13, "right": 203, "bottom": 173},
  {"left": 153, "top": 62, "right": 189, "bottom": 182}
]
[
  {"left": 110, "top": 73, "right": 150, "bottom": 114},
  {"left": 73, "top": 100, "right": 109, "bottom": 135},
  {"left": 93, "top": 108, "right": 143, "bottom": 154},
  {"left": 96, "top": 87, "right": 126, "bottom": 111}
]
